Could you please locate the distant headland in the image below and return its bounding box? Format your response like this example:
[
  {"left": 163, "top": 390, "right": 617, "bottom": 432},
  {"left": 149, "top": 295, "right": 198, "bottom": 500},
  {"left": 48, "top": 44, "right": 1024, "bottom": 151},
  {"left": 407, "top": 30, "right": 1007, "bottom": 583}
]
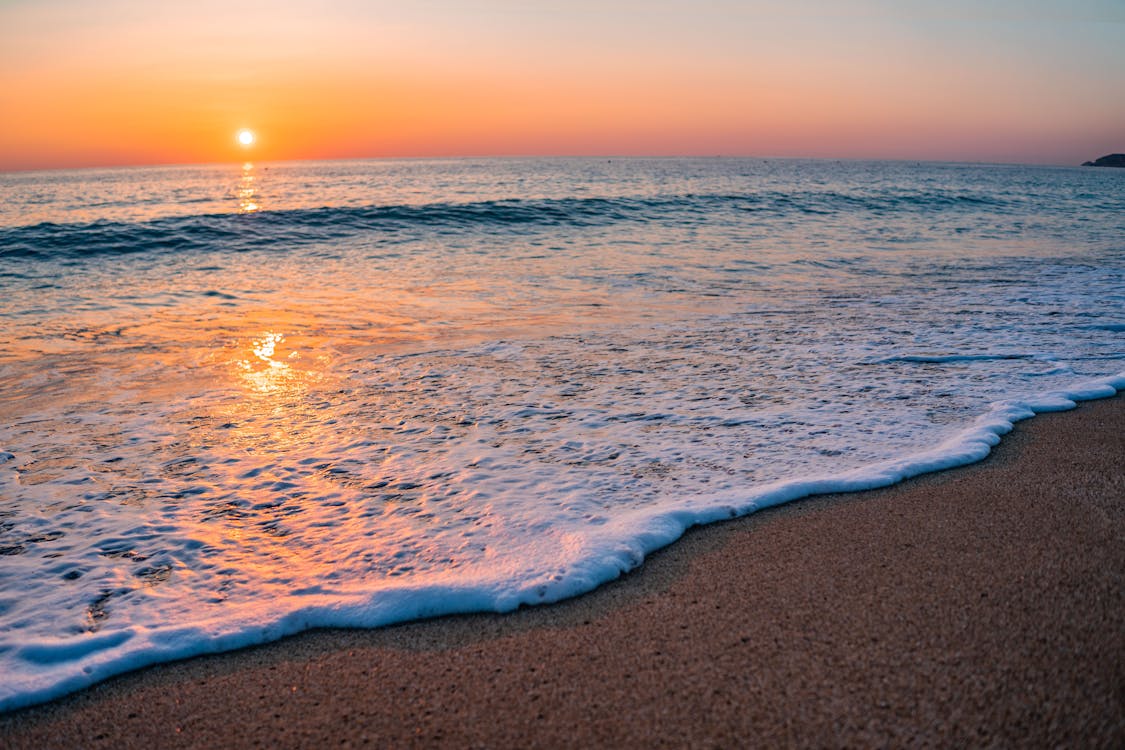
[{"left": 1081, "top": 154, "right": 1125, "bottom": 168}]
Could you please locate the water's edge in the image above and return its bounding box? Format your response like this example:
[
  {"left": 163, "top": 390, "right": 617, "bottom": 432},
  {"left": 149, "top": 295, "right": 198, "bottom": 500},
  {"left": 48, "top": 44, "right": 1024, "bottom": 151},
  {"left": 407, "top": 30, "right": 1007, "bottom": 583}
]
[{"left": 3, "top": 373, "right": 1121, "bottom": 715}]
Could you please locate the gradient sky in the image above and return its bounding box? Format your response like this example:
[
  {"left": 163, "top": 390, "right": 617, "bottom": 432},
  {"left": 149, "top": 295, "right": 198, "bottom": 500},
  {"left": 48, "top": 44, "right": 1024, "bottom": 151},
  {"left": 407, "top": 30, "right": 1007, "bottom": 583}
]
[{"left": 1, "top": 0, "right": 1122, "bottom": 170}]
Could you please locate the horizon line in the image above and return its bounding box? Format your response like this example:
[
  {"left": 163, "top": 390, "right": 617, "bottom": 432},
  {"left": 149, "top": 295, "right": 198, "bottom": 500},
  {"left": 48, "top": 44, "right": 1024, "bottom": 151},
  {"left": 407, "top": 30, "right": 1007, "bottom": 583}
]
[{"left": 0, "top": 152, "right": 1105, "bottom": 175}]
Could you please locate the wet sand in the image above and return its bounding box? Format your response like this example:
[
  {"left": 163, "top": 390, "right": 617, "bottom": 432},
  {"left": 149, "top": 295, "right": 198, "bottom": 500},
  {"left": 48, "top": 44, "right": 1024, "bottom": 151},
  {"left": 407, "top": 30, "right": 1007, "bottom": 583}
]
[{"left": 2, "top": 396, "right": 1122, "bottom": 748}]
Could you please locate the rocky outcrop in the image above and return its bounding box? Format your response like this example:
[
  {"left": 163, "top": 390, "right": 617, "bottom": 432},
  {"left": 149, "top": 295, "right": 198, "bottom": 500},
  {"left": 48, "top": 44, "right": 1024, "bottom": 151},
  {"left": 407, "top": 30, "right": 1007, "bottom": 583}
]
[{"left": 1081, "top": 154, "right": 1125, "bottom": 167}]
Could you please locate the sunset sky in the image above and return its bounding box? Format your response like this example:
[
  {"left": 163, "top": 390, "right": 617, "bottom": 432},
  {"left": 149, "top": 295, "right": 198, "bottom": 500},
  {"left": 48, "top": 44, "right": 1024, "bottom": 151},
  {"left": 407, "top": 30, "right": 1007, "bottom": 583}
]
[{"left": 1, "top": 0, "right": 1122, "bottom": 170}]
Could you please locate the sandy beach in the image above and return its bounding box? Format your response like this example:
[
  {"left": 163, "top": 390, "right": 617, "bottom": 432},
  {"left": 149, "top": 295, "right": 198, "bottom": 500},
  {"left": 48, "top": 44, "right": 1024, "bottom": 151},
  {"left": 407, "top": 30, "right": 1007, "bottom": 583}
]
[{"left": 2, "top": 395, "right": 1122, "bottom": 748}]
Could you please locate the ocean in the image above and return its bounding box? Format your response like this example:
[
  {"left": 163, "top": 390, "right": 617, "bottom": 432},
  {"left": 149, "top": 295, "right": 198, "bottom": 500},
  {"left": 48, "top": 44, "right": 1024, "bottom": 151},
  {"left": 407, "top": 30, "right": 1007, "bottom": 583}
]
[{"left": 1, "top": 157, "right": 1123, "bottom": 710}]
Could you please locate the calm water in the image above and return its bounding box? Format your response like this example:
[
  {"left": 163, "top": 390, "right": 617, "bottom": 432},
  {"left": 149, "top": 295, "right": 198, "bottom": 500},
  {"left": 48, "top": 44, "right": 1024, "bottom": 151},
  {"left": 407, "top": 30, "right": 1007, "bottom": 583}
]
[{"left": 1, "top": 158, "right": 1123, "bottom": 709}]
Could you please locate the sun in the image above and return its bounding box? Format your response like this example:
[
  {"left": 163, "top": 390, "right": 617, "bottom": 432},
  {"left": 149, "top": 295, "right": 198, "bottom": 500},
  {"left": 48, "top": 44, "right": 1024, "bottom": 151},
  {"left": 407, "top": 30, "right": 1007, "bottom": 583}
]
[{"left": 237, "top": 129, "right": 255, "bottom": 147}]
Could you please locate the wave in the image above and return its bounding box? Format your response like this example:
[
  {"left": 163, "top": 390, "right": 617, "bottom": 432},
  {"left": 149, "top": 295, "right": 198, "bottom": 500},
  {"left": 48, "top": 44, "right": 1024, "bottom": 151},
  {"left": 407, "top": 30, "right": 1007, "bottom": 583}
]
[
  {"left": 872, "top": 353, "right": 1038, "bottom": 364},
  {"left": 0, "top": 188, "right": 1015, "bottom": 261}
]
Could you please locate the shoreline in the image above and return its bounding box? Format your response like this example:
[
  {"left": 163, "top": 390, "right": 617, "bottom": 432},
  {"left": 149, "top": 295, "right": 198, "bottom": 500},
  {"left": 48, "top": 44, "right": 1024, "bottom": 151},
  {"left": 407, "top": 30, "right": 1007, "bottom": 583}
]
[{"left": 2, "top": 395, "right": 1122, "bottom": 746}]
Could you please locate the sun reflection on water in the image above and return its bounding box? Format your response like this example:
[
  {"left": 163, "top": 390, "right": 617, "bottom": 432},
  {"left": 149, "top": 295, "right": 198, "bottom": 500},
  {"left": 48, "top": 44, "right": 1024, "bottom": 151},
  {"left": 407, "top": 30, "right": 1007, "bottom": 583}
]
[
  {"left": 237, "top": 162, "right": 259, "bottom": 213},
  {"left": 194, "top": 326, "right": 368, "bottom": 589},
  {"left": 252, "top": 331, "right": 284, "bottom": 363},
  {"left": 237, "top": 330, "right": 321, "bottom": 396}
]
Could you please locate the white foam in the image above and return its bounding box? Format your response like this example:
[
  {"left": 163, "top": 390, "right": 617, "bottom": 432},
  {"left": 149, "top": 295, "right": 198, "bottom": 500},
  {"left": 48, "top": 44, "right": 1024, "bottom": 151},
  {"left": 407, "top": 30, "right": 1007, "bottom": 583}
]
[{"left": 1, "top": 368, "right": 1121, "bottom": 712}]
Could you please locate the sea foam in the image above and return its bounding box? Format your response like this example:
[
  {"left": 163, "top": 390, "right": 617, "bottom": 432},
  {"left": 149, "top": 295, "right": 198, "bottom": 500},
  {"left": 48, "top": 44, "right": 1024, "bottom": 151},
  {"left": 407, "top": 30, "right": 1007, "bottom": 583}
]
[{"left": 2, "top": 374, "right": 1121, "bottom": 712}]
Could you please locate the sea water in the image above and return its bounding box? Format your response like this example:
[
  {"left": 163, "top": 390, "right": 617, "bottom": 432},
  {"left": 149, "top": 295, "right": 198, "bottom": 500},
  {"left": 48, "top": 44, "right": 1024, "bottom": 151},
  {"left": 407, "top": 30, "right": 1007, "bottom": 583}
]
[{"left": 1, "top": 158, "right": 1123, "bottom": 710}]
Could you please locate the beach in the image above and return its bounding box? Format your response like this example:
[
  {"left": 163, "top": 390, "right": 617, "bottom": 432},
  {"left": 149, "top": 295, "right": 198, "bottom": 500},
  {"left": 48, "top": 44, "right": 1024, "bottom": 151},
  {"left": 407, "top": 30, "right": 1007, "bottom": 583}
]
[
  {"left": 2, "top": 394, "right": 1121, "bottom": 747},
  {"left": 3, "top": 0, "right": 1124, "bottom": 744}
]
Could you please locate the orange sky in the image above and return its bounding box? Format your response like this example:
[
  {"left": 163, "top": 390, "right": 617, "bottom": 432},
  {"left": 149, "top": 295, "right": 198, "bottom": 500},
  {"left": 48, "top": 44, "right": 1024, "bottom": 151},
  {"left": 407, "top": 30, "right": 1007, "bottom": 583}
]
[{"left": 1, "top": 0, "right": 1122, "bottom": 170}]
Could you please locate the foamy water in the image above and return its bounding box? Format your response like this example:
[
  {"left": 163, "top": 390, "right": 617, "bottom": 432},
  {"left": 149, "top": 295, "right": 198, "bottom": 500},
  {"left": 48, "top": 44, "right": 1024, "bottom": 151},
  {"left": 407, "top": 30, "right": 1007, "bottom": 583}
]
[{"left": 1, "top": 158, "right": 1123, "bottom": 710}]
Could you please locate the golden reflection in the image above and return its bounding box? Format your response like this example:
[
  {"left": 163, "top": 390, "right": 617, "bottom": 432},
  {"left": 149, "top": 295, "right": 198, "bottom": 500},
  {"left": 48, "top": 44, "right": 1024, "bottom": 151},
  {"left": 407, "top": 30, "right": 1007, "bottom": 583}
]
[
  {"left": 237, "top": 161, "right": 259, "bottom": 213},
  {"left": 156, "top": 323, "right": 350, "bottom": 584},
  {"left": 236, "top": 330, "right": 320, "bottom": 397}
]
